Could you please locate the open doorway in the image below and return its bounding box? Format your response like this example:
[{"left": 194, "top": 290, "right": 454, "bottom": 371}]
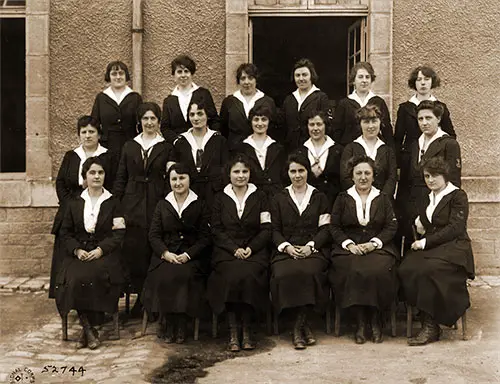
[{"left": 252, "top": 16, "right": 364, "bottom": 108}]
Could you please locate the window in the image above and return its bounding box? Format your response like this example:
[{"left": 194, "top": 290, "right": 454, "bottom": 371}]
[{"left": 0, "top": 0, "right": 25, "bottom": 172}]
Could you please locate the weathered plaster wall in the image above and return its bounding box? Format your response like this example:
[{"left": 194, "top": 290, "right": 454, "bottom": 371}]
[
  {"left": 50, "top": 0, "right": 133, "bottom": 175},
  {"left": 393, "top": 0, "right": 500, "bottom": 177}
]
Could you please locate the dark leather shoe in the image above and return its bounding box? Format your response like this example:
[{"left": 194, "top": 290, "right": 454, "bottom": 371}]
[
  {"left": 408, "top": 322, "right": 441, "bottom": 346},
  {"left": 293, "top": 333, "right": 307, "bottom": 350},
  {"left": 241, "top": 325, "right": 255, "bottom": 350},
  {"left": 86, "top": 327, "right": 100, "bottom": 350},
  {"left": 370, "top": 310, "right": 383, "bottom": 343},
  {"left": 175, "top": 321, "right": 186, "bottom": 344},
  {"left": 303, "top": 323, "right": 316, "bottom": 345},
  {"left": 355, "top": 325, "right": 366, "bottom": 344},
  {"left": 77, "top": 329, "right": 87, "bottom": 349},
  {"left": 227, "top": 312, "right": 240, "bottom": 352}
]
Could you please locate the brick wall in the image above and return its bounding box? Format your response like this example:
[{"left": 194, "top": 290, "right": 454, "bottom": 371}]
[{"left": 0, "top": 208, "right": 57, "bottom": 276}]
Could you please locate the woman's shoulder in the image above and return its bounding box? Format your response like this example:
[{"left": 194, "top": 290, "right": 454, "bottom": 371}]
[{"left": 451, "top": 188, "right": 469, "bottom": 203}]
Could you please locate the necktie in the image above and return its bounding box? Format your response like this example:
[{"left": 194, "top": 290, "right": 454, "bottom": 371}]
[
  {"left": 142, "top": 147, "right": 149, "bottom": 170},
  {"left": 196, "top": 149, "right": 203, "bottom": 171}
]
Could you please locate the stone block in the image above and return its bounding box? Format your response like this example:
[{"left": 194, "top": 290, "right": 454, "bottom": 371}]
[
  {"left": 9, "top": 234, "right": 54, "bottom": 247},
  {"left": 10, "top": 222, "right": 53, "bottom": 235},
  {"left": 31, "top": 181, "right": 58, "bottom": 207},
  {"left": 26, "top": 55, "right": 49, "bottom": 97},
  {"left": 253, "top": 0, "right": 278, "bottom": 4},
  {"left": 0, "top": 235, "right": 8, "bottom": 244},
  {"left": 226, "top": 14, "right": 248, "bottom": 55},
  {"left": 469, "top": 202, "right": 500, "bottom": 217},
  {"left": 469, "top": 229, "right": 500, "bottom": 241},
  {"left": 6, "top": 208, "right": 44, "bottom": 222},
  {"left": 471, "top": 240, "right": 495, "bottom": 255},
  {"left": 370, "top": 13, "right": 391, "bottom": 53},
  {"left": 5, "top": 351, "right": 35, "bottom": 358},
  {"left": 27, "top": 137, "right": 53, "bottom": 180},
  {"left": 4, "top": 277, "right": 30, "bottom": 290},
  {"left": 43, "top": 208, "right": 58, "bottom": 222},
  {"left": 0, "top": 223, "right": 11, "bottom": 234},
  {"left": 0, "top": 258, "right": 38, "bottom": 276},
  {"left": 27, "top": 0, "right": 50, "bottom": 13},
  {"left": 27, "top": 15, "right": 49, "bottom": 55},
  {"left": 0, "top": 208, "right": 6, "bottom": 220},
  {"left": 0, "top": 245, "right": 27, "bottom": 260},
  {"left": 26, "top": 97, "right": 49, "bottom": 137},
  {"left": 19, "top": 279, "right": 46, "bottom": 291},
  {"left": 280, "top": 0, "right": 302, "bottom": 5},
  {"left": 227, "top": 0, "right": 249, "bottom": 13},
  {"left": 0, "top": 276, "right": 13, "bottom": 287},
  {"left": 0, "top": 181, "right": 31, "bottom": 207},
  {"left": 462, "top": 177, "right": 500, "bottom": 203},
  {"left": 370, "top": 0, "right": 391, "bottom": 12}
]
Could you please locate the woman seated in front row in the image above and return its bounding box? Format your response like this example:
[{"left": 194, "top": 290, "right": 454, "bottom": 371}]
[
  {"left": 55, "top": 157, "right": 126, "bottom": 350},
  {"left": 329, "top": 155, "right": 398, "bottom": 344},
  {"left": 399, "top": 156, "right": 475, "bottom": 346},
  {"left": 340, "top": 105, "right": 397, "bottom": 197},
  {"left": 270, "top": 153, "right": 331, "bottom": 350},
  {"left": 141, "top": 163, "right": 211, "bottom": 344},
  {"left": 208, "top": 155, "right": 271, "bottom": 352}
]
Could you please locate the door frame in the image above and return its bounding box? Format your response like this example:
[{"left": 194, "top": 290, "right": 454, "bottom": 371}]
[{"left": 225, "top": 0, "right": 393, "bottom": 113}]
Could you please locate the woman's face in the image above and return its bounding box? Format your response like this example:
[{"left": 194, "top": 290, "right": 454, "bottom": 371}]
[
  {"left": 230, "top": 162, "right": 250, "bottom": 188},
  {"left": 109, "top": 66, "right": 127, "bottom": 89},
  {"left": 415, "top": 71, "right": 433, "bottom": 96},
  {"left": 417, "top": 109, "right": 440, "bottom": 137},
  {"left": 79, "top": 124, "right": 100, "bottom": 150},
  {"left": 308, "top": 115, "right": 326, "bottom": 141},
  {"left": 141, "top": 110, "right": 159, "bottom": 135},
  {"left": 353, "top": 68, "right": 372, "bottom": 93},
  {"left": 85, "top": 163, "right": 105, "bottom": 189},
  {"left": 423, "top": 170, "right": 447, "bottom": 193},
  {"left": 239, "top": 71, "right": 257, "bottom": 96},
  {"left": 251, "top": 115, "right": 269, "bottom": 135},
  {"left": 352, "top": 162, "right": 374, "bottom": 192},
  {"left": 360, "top": 116, "right": 381, "bottom": 141},
  {"left": 174, "top": 65, "right": 193, "bottom": 88},
  {"left": 188, "top": 104, "right": 208, "bottom": 129},
  {"left": 170, "top": 170, "right": 190, "bottom": 196},
  {"left": 288, "top": 162, "right": 308, "bottom": 188},
  {"left": 294, "top": 66, "right": 312, "bottom": 91}
]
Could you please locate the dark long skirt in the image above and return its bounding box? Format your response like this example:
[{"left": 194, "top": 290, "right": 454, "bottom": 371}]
[
  {"left": 270, "top": 254, "right": 329, "bottom": 314},
  {"left": 49, "top": 235, "right": 65, "bottom": 298},
  {"left": 122, "top": 227, "right": 152, "bottom": 293},
  {"left": 55, "top": 256, "right": 124, "bottom": 315},
  {"left": 141, "top": 261, "right": 206, "bottom": 318},
  {"left": 399, "top": 253, "right": 470, "bottom": 327},
  {"left": 207, "top": 258, "right": 269, "bottom": 315},
  {"left": 329, "top": 252, "right": 397, "bottom": 310}
]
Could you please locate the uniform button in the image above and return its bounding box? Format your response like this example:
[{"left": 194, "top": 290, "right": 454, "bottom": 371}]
[
  {"left": 117, "top": 119, "right": 121, "bottom": 123},
  {"left": 268, "top": 178, "right": 272, "bottom": 182},
  {"left": 324, "top": 180, "right": 328, "bottom": 184},
  {"left": 145, "top": 177, "right": 149, "bottom": 181},
  {"left": 180, "top": 235, "right": 184, "bottom": 239}
]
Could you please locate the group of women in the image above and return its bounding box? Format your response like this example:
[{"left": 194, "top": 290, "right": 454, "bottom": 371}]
[{"left": 49, "top": 55, "right": 474, "bottom": 352}]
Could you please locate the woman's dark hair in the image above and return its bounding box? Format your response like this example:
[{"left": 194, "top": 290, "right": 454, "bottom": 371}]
[
  {"left": 346, "top": 154, "right": 377, "bottom": 179},
  {"left": 286, "top": 151, "right": 311, "bottom": 178},
  {"left": 306, "top": 109, "right": 332, "bottom": 136},
  {"left": 420, "top": 156, "right": 450, "bottom": 182},
  {"left": 356, "top": 104, "right": 382, "bottom": 123},
  {"left": 77, "top": 115, "right": 101, "bottom": 135},
  {"left": 349, "top": 62, "right": 376, "bottom": 85},
  {"left": 248, "top": 104, "right": 273, "bottom": 123},
  {"left": 171, "top": 55, "right": 196, "bottom": 75},
  {"left": 104, "top": 61, "right": 131, "bottom": 82},
  {"left": 225, "top": 153, "right": 254, "bottom": 181},
  {"left": 236, "top": 63, "right": 259, "bottom": 84},
  {"left": 416, "top": 100, "right": 444, "bottom": 119},
  {"left": 81, "top": 156, "right": 106, "bottom": 180},
  {"left": 137, "top": 102, "right": 161, "bottom": 131},
  {"left": 408, "top": 65, "right": 441, "bottom": 90},
  {"left": 291, "top": 58, "right": 319, "bottom": 84},
  {"left": 188, "top": 101, "right": 208, "bottom": 114},
  {"left": 167, "top": 162, "right": 193, "bottom": 182}
]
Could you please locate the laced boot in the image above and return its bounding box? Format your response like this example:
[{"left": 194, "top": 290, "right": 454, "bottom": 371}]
[
  {"left": 77, "top": 329, "right": 87, "bottom": 349},
  {"left": 227, "top": 312, "right": 240, "bottom": 352},
  {"left": 302, "top": 321, "right": 316, "bottom": 346},
  {"left": 354, "top": 306, "right": 367, "bottom": 344},
  {"left": 408, "top": 312, "right": 441, "bottom": 346},
  {"left": 241, "top": 309, "right": 255, "bottom": 350},
  {"left": 162, "top": 314, "right": 175, "bottom": 343},
  {"left": 78, "top": 312, "right": 100, "bottom": 350},
  {"left": 293, "top": 309, "right": 307, "bottom": 350},
  {"left": 370, "top": 308, "right": 383, "bottom": 343},
  {"left": 175, "top": 314, "right": 187, "bottom": 344}
]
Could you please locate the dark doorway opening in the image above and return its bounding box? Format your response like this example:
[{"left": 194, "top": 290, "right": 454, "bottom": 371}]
[
  {"left": 252, "top": 16, "right": 360, "bottom": 108},
  {"left": 0, "top": 17, "right": 26, "bottom": 172}
]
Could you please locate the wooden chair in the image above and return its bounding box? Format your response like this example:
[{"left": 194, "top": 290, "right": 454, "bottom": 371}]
[
  {"left": 141, "top": 311, "right": 200, "bottom": 341},
  {"left": 61, "top": 310, "right": 120, "bottom": 341}
]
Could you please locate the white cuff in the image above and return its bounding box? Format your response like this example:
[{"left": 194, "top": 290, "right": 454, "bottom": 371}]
[
  {"left": 370, "top": 237, "right": 383, "bottom": 249},
  {"left": 305, "top": 241, "right": 317, "bottom": 252},
  {"left": 318, "top": 213, "right": 331, "bottom": 227},
  {"left": 342, "top": 239, "right": 355, "bottom": 250},
  {"left": 183, "top": 252, "right": 191, "bottom": 260},
  {"left": 415, "top": 216, "right": 425, "bottom": 235},
  {"left": 421, "top": 238, "right": 426, "bottom": 250},
  {"left": 278, "top": 241, "right": 292, "bottom": 253}
]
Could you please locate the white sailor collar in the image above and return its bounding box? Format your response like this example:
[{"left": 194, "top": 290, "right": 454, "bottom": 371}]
[
  {"left": 103, "top": 85, "right": 134, "bottom": 105},
  {"left": 409, "top": 94, "right": 437, "bottom": 106},
  {"left": 286, "top": 184, "right": 316, "bottom": 215},
  {"left": 233, "top": 89, "right": 265, "bottom": 117},
  {"left": 418, "top": 127, "right": 448, "bottom": 155},
  {"left": 243, "top": 135, "right": 275, "bottom": 150},
  {"left": 426, "top": 182, "right": 459, "bottom": 223},
  {"left": 181, "top": 127, "right": 217, "bottom": 151},
  {"left": 224, "top": 183, "right": 257, "bottom": 218},
  {"left": 171, "top": 82, "right": 200, "bottom": 98},
  {"left": 81, "top": 188, "right": 112, "bottom": 233},
  {"left": 133, "top": 132, "right": 165, "bottom": 150},
  {"left": 348, "top": 90, "right": 376, "bottom": 107},
  {"left": 293, "top": 85, "right": 320, "bottom": 110},
  {"left": 353, "top": 136, "right": 385, "bottom": 161},
  {"left": 74, "top": 144, "right": 108, "bottom": 186},
  {"left": 165, "top": 189, "right": 198, "bottom": 217},
  {"left": 347, "top": 185, "right": 380, "bottom": 226}
]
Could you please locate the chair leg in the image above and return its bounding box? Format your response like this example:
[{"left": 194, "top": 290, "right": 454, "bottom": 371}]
[
  {"left": 212, "top": 313, "right": 218, "bottom": 338},
  {"left": 391, "top": 302, "right": 397, "bottom": 337},
  {"left": 273, "top": 309, "right": 279, "bottom": 335},
  {"left": 61, "top": 314, "right": 68, "bottom": 341},
  {"left": 406, "top": 305, "right": 413, "bottom": 338},
  {"left": 266, "top": 300, "right": 273, "bottom": 336},
  {"left": 461, "top": 312, "right": 467, "bottom": 340},
  {"left": 141, "top": 310, "right": 148, "bottom": 336},
  {"left": 194, "top": 317, "right": 200, "bottom": 341},
  {"left": 113, "top": 311, "right": 120, "bottom": 340},
  {"left": 334, "top": 305, "right": 340, "bottom": 337},
  {"left": 125, "top": 291, "right": 131, "bottom": 314},
  {"left": 326, "top": 297, "right": 332, "bottom": 334}
]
